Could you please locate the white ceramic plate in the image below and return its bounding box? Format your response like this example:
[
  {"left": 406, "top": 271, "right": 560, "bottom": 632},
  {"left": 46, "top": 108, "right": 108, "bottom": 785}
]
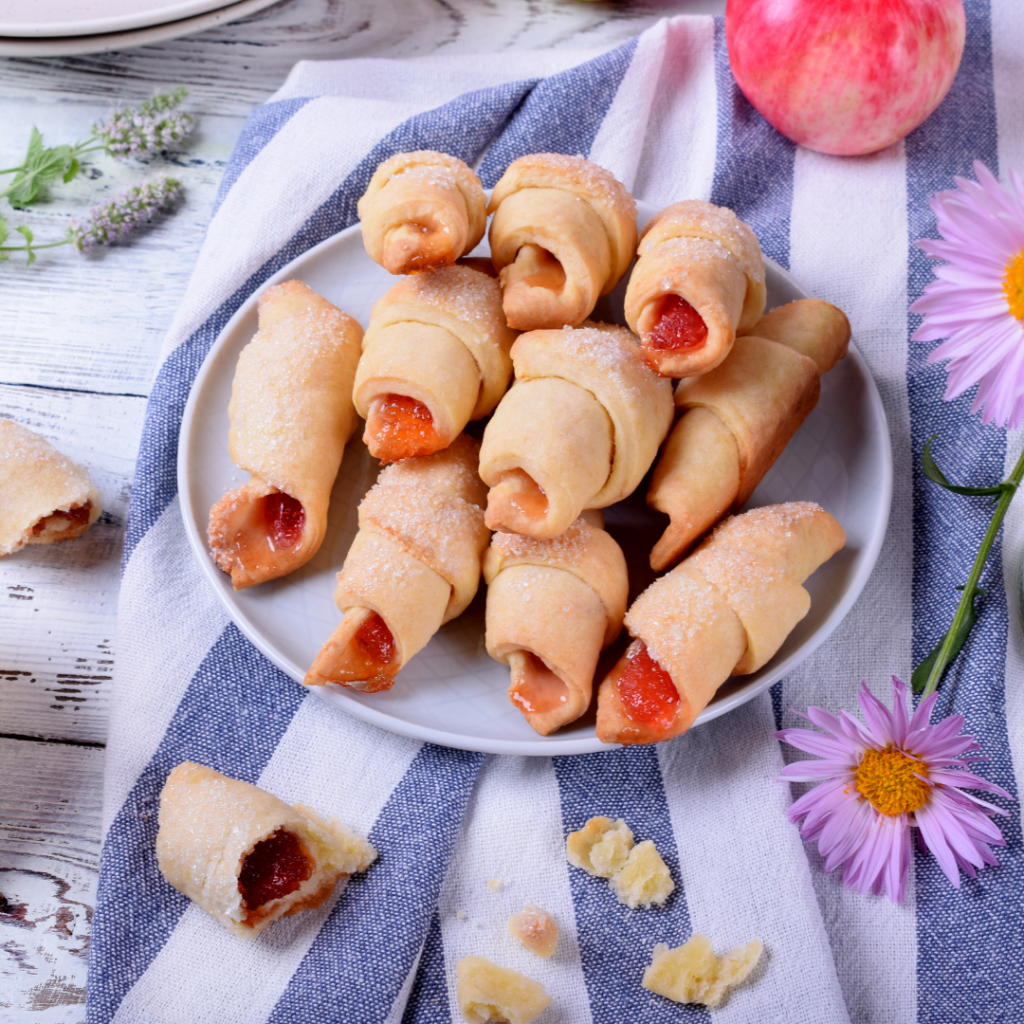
[
  {"left": 0, "top": 0, "right": 279, "bottom": 56},
  {"left": 0, "top": 0, "right": 245, "bottom": 38},
  {"left": 179, "top": 201, "right": 892, "bottom": 756}
]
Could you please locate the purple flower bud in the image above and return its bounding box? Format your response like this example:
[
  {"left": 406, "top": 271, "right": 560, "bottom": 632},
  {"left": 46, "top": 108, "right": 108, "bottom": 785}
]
[{"left": 68, "top": 176, "right": 182, "bottom": 253}]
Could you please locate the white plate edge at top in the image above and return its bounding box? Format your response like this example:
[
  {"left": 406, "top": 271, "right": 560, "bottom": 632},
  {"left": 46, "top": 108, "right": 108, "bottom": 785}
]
[
  {"left": 1, "top": 0, "right": 246, "bottom": 38},
  {"left": 0, "top": 0, "right": 280, "bottom": 56},
  {"left": 177, "top": 219, "right": 893, "bottom": 756}
]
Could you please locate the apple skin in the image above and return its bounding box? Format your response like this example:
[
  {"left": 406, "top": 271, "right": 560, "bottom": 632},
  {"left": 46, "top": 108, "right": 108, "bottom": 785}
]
[{"left": 725, "top": 0, "right": 966, "bottom": 156}]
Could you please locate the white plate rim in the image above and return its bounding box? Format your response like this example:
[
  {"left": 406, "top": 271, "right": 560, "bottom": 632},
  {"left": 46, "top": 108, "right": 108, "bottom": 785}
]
[
  {"left": 0, "top": 0, "right": 247, "bottom": 39},
  {"left": 177, "top": 220, "right": 893, "bottom": 756},
  {"left": 0, "top": 0, "right": 279, "bottom": 55}
]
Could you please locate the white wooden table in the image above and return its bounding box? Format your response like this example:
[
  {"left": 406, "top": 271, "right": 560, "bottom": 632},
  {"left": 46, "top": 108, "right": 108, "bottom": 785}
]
[{"left": 0, "top": 0, "right": 722, "bottom": 1016}]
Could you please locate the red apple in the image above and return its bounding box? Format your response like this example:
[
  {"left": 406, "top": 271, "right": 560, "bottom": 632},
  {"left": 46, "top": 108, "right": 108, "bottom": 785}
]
[{"left": 725, "top": 0, "right": 966, "bottom": 156}]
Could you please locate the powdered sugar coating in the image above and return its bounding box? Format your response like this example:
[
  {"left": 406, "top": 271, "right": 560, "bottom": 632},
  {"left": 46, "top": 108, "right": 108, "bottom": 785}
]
[
  {"left": 639, "top": 199, "right": 765, "bottom": 288},
  {"left": 489, "top": 153, "right": 638, "bottom": 279},
  {"left": 229, "top": 307, "right": 361, "bottom": 495},
  {"left": 491, "top": 153, "right": 636, "bottom": 219},
  {"left": 626, "top": 569, "right": 738, "bottom": 682},
  {"left": 509, "top": 321, "right": 674, "bottom": 508},
  {"left": 387, "top": 265, "right": 509, "bottom": 351},
  {"left": 361, "top": 150, "right": 485, "bottom": 211}
]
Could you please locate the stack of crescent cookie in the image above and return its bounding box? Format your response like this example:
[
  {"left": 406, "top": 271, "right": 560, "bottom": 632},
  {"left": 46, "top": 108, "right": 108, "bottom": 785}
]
[{"left": 206, "top": 148, "right": 850, "bottom": 746}]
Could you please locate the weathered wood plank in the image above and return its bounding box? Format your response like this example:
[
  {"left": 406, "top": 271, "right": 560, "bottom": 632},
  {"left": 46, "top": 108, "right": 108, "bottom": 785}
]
[
  {"left": 0, "top": 95, "right": 238, "bottom": 397},
  {"left": 0, "top": 737, "right": 103, "bottom": 1022},
  {"left": 0, "top": 0, "right": 693, "bottom": 118},
  {"left": 0, "top": 384, "right": 146, "bottom": 745}
]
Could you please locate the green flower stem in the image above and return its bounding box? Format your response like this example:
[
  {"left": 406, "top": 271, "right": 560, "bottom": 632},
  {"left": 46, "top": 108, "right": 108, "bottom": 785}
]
[
  {"left": 0, "top": 240, "right": 69, "bottom": 253},
  {"left": 921, "top": 443, "right": 1024, "bottom": 697}
]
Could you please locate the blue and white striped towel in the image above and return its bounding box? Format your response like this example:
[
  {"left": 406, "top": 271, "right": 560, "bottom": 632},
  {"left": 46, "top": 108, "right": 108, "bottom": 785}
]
[{"left": 87, "top": 6, "right": 1024, "bottom": 1022}]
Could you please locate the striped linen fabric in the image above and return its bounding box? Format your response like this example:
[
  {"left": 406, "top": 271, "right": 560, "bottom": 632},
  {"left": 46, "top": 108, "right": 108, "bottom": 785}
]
[{"left": 86, "top": 6, "right": 1024, "bottom": 1022}]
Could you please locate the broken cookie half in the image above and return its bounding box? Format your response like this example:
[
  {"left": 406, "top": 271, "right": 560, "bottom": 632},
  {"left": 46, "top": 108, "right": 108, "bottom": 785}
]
[
  {"left": 156, "top": 762, "right": 376, "bottom": 938},
  {"left": 0, "top": 419, "right": 101, "bottom": 557}
]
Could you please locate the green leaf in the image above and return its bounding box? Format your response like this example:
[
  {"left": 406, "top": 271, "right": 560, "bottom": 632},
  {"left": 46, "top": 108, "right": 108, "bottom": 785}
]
[
  {"left": 0, "top": 213, "right": 7, "bottom": 247},
  {"left": 911, "top": 585, "right": 987, "bottom": 692},
  {"left": 922, "top": 434, "right": 1011, "bottom": 497},
  {"left": 6, "top": 131, "right": 77, "bottom": 208},
  {"left": 16, "top": 224, "right": 32, "bottom": 244},
  {"left": 63, "top": 156, "right": 81, "bottom": 183}
]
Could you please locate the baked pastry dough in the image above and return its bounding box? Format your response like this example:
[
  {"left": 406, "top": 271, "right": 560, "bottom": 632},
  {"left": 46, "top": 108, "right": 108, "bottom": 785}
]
[
  {"left": 566, "top": 816, "right": 634, "bottom": 878},
  {"left": 483, "top": 511, "right": 627, "bottom": 734},
  {"left": 479, "top": 322, "right": 673, "bottom": 539},
  {"left": 456, "top": 956, "right": 552, "bottom": 1024},
  {"left": 648, "top": 299, "right": 851, "bottom": 570},
  {"left": 507, "top": 905, "right": 559, "bottom": 958},
  {"left": 487, "top": 153, "right": 637, "bottom": 331},
  {"left": 643, "top": 935, "right": 763, "bottom": 1007},
  {"left": 624, "top": 200, "right": 766, "bottom": 377},
  {"left": 156, "top": 762, "right": 376, "bottom": 938},
  {"left": 565, "top": 816, "right": 674, "bottom": 908},
  {"left": 597, "top": 502, "right": 845, "bottom": 746},
  {"left": 0, "top": 419, "right": 101, "bottom": 556},
  {"left": 358, "top": 150, "right": 487, "bottom": 274},
  {"left": 305, "top": 435, "right": 490, "bottom": 691},
  {"left": 208, "top": 280, "right": 363, "bottom": 589},
  {"left": 354, "top": 264, "right": 516, "bottom": 462}
]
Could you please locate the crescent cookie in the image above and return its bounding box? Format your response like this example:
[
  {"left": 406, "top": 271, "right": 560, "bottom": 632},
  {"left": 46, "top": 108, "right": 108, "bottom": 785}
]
[
  {"left": 358, "top": 150, "right": 487, "bottom": 274},
  {"left": 156, "top": 762, "right": 376, "bottom": 938},
  {"left": 354, "top": 264, "right": 516, "bottom": 462},
  {"left": 479, "top": 322, "right": 674, "bottom": 540},
  {"left": 484, "top": 511, "right": 628, "bottom": 735},
  {"left": 647, "top": 299, "right": 851, "bottom": 569},
  {"left": 625, "top": 200, "right": 766, "bottom": 377},
  {"left": 207, "top": 280, "right": 363, "bottom": 590},
  {"left": 597, "top": 502, "right": 845, "bottom": 746},
  {"left": 0, "top": 419, "right": 101, "bottom": 556},
  {"left": 305, "top": 435, "right": 490, "bottom": 692},
  {"left": 487, "top": 153, "right": 637, "bottom": 331}
]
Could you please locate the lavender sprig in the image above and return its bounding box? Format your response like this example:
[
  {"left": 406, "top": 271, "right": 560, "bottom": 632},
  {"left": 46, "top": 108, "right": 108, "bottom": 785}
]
[
  {"left": 67, "top": 176, "right": 182, "bottom": 252},
  {"left": 92, "top": 87, "right": 195, "bottom": 160},
  {"left": 1, "top": 88, "right": 194, "bottom": 209}
]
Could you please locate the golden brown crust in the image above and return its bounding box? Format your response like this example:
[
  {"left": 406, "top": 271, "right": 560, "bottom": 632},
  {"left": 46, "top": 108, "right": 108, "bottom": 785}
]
[
  {"left": 207, "top": 281, "right": 363, "bottom": 589},
  {"left": 484, "top": 515, "right": 628, "bottom": 734},
  {"left": 624, "top": 200, "right": 766, "bottom": 378},
  {"left": 647, "top": 299, "right": 850, "bottom": 570},
  {"left": 487, "top": 154, "right": 638, "bottom": 330},
  {"left": 597, "top": 503, "right": 845, "bottom": 745},
  {"left": 156, "top": 762, "right": 376, "bottom": 939},
  {"left": 354, "top": 265, "right": 517, "bottom": 456},
  {"left": 479, "top": 323, "right": 673, "bottom": 540},
  {"left": 306, "top": 435, "right": 491, "bottom": 689},
  {"left": 358, "top": 151, "right": 487, "bottom": 274},
  {"left": 0, "top": 420, "right": 101, "bottom": 557}
]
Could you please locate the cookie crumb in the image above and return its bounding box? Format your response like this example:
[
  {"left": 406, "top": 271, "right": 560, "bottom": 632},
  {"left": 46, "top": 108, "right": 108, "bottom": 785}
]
[
  {"left": 643, "top": 934, "right": 762, "bottom": 1007},
  {"left": 507, "top": 905, "right": 558, "bottom": 958}
]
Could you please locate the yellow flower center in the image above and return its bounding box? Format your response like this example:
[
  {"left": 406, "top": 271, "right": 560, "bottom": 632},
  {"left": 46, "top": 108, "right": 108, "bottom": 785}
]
[
  {"left": 1005, "top": 249, "right": 1024, "bottom": 323},
  {"left": 854, "top": 745, "right": 931, "bottom": 816}
]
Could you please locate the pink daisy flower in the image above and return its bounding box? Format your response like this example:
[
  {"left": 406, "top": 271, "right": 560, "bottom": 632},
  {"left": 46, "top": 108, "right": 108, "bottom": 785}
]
[
  {"left": 910, "top": 160, "right": 1024, "bottom": 428},
  {"left": 776, "top": 677, "right": 1012, "bottom": 903}
]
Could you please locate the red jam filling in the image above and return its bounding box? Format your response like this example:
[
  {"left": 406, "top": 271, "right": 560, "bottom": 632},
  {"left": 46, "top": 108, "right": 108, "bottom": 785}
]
[
  {"left": 32, "top": 501, "right": 92, "bottom": 535},
  {"left": 371, "top": 394, "right": 443, "bottom": 462},
  {"left": 263, "top": 492, "right": 305, "bottom": 549},
  {"left": 648, "top": 294, "right": 708, "bottom": 351},
  {"left": 354, "top": 612, "right": 396, "bottom": 673},
  {"left": 238, "top": 829, "right": 312, "bottom": 910},
  {"left": 617, "top": 642, "right": 680, "bottom": 728}
]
